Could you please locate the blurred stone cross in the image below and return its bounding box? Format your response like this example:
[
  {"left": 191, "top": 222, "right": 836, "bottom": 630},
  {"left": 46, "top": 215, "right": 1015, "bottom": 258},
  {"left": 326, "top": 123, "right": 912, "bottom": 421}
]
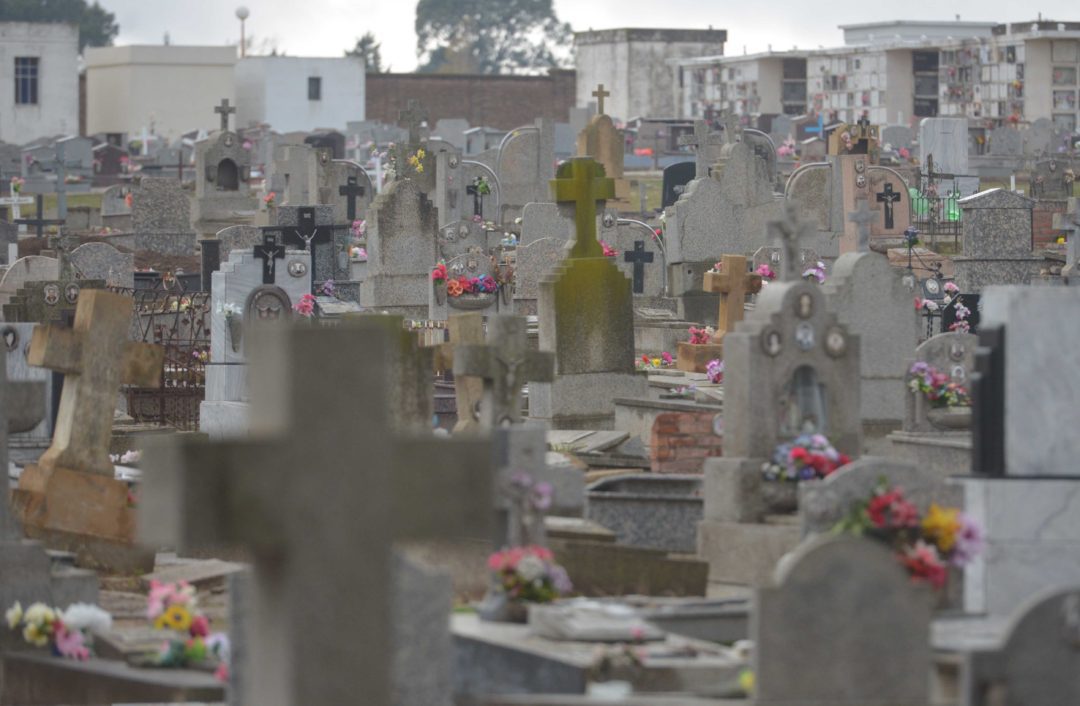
[
  {"left": 214, "top": 98, "right": 235, "bottom": 132},
  {"left": 551, "top": 158, "right": 615, "bottom": 259},
  {"left": 768, "top": 202, "right": 817, "bottom": 282},
  {"left": 847, "top": 198, "right": 876, "bottom": 253},
  {"left": 592, "top": 84, "right": 610, "bottom": 115}
]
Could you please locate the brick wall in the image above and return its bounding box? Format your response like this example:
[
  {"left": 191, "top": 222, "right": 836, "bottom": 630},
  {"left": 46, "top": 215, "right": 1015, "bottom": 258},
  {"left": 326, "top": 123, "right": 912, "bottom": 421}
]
[
  {"left": 1033, "top": 200, "right": 1068, "bottom": 249},
  {"left": 650, "top": 410, "right": 723, "bottom": 474},
  {"left": 366, "top": 70, "right": 576, "bottom": 130}
]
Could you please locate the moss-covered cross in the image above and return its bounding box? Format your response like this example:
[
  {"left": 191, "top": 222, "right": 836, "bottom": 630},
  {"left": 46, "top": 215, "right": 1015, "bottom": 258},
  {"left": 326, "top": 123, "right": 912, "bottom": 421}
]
[{"left": 550, "top": 157, "right": 615, "bottom": 259}]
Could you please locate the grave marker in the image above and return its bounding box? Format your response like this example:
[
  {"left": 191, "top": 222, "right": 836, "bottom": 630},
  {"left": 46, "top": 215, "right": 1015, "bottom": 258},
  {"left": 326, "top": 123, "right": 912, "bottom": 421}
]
[
  {"left": 253, "top": 233, "right": 286, "bottom": 285},
  {"left": 875, "top": 182, "right": 902, "bottom": 230},
  {"left": 214, "top": 98, "right": 235, "bottom": 132},
  {"left": 675, "top": 254, "right": 762, "bottom": 373},
  {"left": 338, "top": 175, "right": 365, "bottom": 221},
  {"left": 622, "top": 240, "right": 654, "bottom": 294}
]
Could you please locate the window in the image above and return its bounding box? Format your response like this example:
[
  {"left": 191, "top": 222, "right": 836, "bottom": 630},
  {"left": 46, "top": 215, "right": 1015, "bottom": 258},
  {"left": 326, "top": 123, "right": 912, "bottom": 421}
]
[
  {"left": 15, "top": 57, "right": 39, "bottom": 105},
  {"left": 308, "top": 77, "right": 322, "bottom": 101}
]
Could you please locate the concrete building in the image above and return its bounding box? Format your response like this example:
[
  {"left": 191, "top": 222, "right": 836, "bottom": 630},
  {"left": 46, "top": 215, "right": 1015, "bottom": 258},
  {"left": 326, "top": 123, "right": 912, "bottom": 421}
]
[
  {"left": 674, "top": 19, "right": 1080, "bottom": 132},
  {"left": 575, "top": 28, "right": 727, "bottom": 121},
  {"left": 85, "top": 45, "right": 237, "bottom": 141},
  {"left": 0, "top": 22, "right": 79, "bottom": 144},
  {"left": 235, "top": 56, "right": 365, "bottom": 133}
]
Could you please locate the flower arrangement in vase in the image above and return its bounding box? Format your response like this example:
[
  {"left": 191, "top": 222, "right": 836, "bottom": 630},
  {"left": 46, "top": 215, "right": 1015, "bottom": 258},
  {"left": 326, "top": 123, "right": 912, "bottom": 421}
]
[
  {"left": 762, "top": 433, "right": 851, "bottom": 483},
  {"left": 144, "top": 581, "right": 230, "bottom": 680},
  {"left": 485, "top": 546, "right": 573, "bottom": 622},
  {"left": 5, "top": 601, "right": 112, "bottom": 661}
]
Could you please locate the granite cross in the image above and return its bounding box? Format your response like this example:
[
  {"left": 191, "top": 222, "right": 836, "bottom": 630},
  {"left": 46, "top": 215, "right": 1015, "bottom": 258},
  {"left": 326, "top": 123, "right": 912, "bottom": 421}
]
[
  {"left": 432, "top": 313, "right": 486, "bottom": 434},
  {"left": 768, "top": 203, "right": 817, "bottom": 281},
  {"left": 338, "top": 175, "right": 365, "bottom": 221},
  {"left": 875, "top": 182, "right": 902, "bottom": 230},
  {"left": 140, "top": 320, "right": 493, "bottom": 706},
  {"left": 623, "top": 240, "right": 654, "bottom": 294},
  {"left": 705, "top": 254, "right": 762, "bottom": 342},
  {"left": 29, "top": 290, "right": 164, "bottom": 477},
  {"left": 454, "top": 316, "right": 554, "bottom": 428},
  {"left": 719, "top": 110, "right": 740, "bottom": 145},
  {"left": 847, "top": 198, "right": 876, "bottom": 252},
  {"left": 253, "top": 233, "right": 286, "bottom": 284},
  {"left": 398, "top": 99, "right": 428, "bottom": 145},
  {"left": 214, "top": 98, "right": 235, "bottom": 132},
  {"left": 14, "top": 195, "right": 64, "bottom": 239},
  {"left": 592, "top": 84, "right": 610, "bottom": 115},
  {"left": 551, "top": 158, "right": 616, "bottom": 259}
]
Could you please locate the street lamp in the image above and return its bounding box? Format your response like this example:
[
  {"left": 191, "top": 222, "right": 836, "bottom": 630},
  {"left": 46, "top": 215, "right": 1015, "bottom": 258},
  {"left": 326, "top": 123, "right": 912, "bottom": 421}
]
[{"left": 236, "top": 7, "right": 249, "bottom": 58}]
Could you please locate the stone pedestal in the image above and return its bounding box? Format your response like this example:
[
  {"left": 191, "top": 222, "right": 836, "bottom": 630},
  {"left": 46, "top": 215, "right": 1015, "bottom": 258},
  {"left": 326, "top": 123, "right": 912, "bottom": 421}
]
[{"left": 675, "top": 341, "right": 723, "bottom": 373}]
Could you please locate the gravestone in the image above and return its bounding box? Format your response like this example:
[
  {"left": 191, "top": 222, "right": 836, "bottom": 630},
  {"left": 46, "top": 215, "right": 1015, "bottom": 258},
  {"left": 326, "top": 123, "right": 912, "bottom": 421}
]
[
  {"left": 361, "top": 178, "right": 439, "bottom": 318},
  {"left": 881, "top": 125, "right": 914, "bottom": 152},
  {"left": 497, "top": 118, "right": 556, "bottom": 224},
  {"left": 0, "top": 255, "right": 58, "bottom": 309},
  {"left": 989, "top": 126, "right": 1022, "bottom": 157},
  {"left": 752, "top": 245, "right": 819, "bottom": 279},
  {"left": 131, "top": 177, "right": 197, "bottom": 256},
  {"left": 322, "top": 160, "right": 374, "bottom": 224},
  {"left": 91, "top": 142, "right": 129, "bottom": 187},
  {"left": 1031, "top": 157, "right": 1075, "bottom": 200},
  {"left": 576, "top": 87, "right": 633, "bottom": 209},
  {"left": 433, "top": 118, "right": 471, "bottom": 151},
  {"left": 100, "top": 184, "right": 132, "bottom": 217},
  {"left": 753, "top": 536, "right": 931, "bottom": 705},
  {"left": 741, "top": 128, "right": 778, "bottom": 186},
  {"left": 677, "top": 119, "right": 724, "bottom": 179},
  {"left": 3, "top": 322, "right": 54, "bottom": 448},
  {"left": 513, "top": 202, "right": 576, "bottom": 315},
  {"left": 1024, "top": 117, "right": 1055, "bottom": 156},
  {"left": 953, "top": 189, "right": 1041, "bottom": 292},
  {"left": 140, "top": 320, "right": 494, "bottom": 706},
  {"left": 661, "top": 161, "right": 696, "bottom": 209},
  {"left": 531, "top": 158, "right": 647, "bottom": 429},
  {"left": 68, "top": 242, "right": 134, "bottom": 290},
  {"left": 12, "top": 290, "right": 164, "bottom": 571},
  {"left": 216, "top": 224, "right": 264, "bottom": 262},
  {"left": 920, "top": 117, "right": 969, "bottom": 176},
  {"left": 825, "top": 251, "right": 920, "bottom": 427},
  {"left": 1057, "top": 197, "right": 1080, "bottom": 279},
  {"left": 675, "top": 254, "right": 762, "bottom": 373},
  {"left": 267, "top": 205, "right": 352, "bottom": 293}
]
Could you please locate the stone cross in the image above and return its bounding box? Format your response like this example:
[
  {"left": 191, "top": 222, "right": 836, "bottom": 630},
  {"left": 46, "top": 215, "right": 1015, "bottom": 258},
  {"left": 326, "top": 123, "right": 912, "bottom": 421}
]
[
  {"left": 706, "top": 255, "right": 762, "bottom": 342},
  {"left": 214, "top": 98, "right": 235, "bottom": 132},
  {"left": 592, "top": 84, "right": 610, "bottom": 115},
  {"left": 398, "top": 99, "right": 428, "bottom": 145},
  {"left": 768, "top": 203, "right": 817, "bottom": 281},
  {"left": 253, "top": 233, "right": 285, "bottom": 284},
  {"left": 623, "top": 240, "right": 654, "bottom": 294},
  {"left": 140, "top": 320, "right": 493, "bottom": 706},
  {"left": 29, "top": 290, "right": 164, "bottom": 477},
  {"left": 14, "top": 195, "right": 64, "bottom": 239},
  {"left": 432, "top": 313, "right": 486, "bottom": 434},
  {"left": 455, "top": 316, "right": 554, "bottom": 428},
  {"left": 719, "top": 110, "right": 740, "bottom": 145},
  {"left": 551, "top": 158, "right": 615, "bottom": 259},
  {"left": 875, "top": 182, "right": 902, "bottom": 230},
  {"left": 847, "top": 198, "right": 876, "bottom": 252},
  {"left": 338, "top": 175, "right": 365, "bottom": 221}
]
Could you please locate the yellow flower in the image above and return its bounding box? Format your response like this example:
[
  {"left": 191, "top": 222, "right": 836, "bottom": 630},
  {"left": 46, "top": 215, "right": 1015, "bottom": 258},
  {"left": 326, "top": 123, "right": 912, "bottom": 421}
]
[
  {"left": 23, "top": 603, "right": 55, "bottom": 626},
  {"left": 922, "top": 504, "right": 961, "bottom": 552},
  {"left": 22, "top": 624, "right": 48, "bottom": 648},
  {"left": 415, "top": 148, "right": 425, "bottom": 160},
  {"left": 651, "top": 357, "right": 661, "bottom": 367},
  {"left": 1058, "top": 236, "right": 1066, "bottom": 244},
  {"left": 6, "top": 602, "right": 22, "bottom": 630},
  {"left": 155, "top": 604, "right": 192, "bottom": 632},
  {"left": 738, "top": 669, "right": 755, "bottom": 695},
  {"left": 416, "top": 165, "right": 424, "bottom": 174}
]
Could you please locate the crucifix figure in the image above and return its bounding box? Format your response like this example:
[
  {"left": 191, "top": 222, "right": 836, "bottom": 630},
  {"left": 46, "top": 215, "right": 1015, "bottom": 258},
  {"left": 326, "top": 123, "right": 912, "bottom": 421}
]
[
  {"left": 847, "top": 198, "right": 876, "bottom": 252},
  {"left": 338, "top": 175, "right": 365, "bottom": 221},
  {"left": 398, "top": 98, "right": 428, "bottom": 146},
  {"left": 875, "top": 182, "right": 902, "bottom": 230},
  {"left": 253, "top": 233, "right": 286, "bottom": 284},
  {"left": 550, "top": 158, "right": 616, "bottom": 259},
  {"left": 262, "top": 208, "right": 347, "bottom": 294},
  {"left": 14, "top": 195, "right": 64, "bottom": 239},
  {"left": 28, "top": 290, "right": 164, "bottom": 477},
  {"left": 214, "top": 98, "right": 236, "bottom": 132},
  {"left": 623, "top": 240, "right": 654, "bottom": 294},
  {"left": 767, "top": 203, "right": 817, "bottom": 282},
  {"left": 592, "top": 84, "right": 610, "bottom": 116},
  {"left": 454, "top": 316, "right": 554, "bottom": 428},
  {"left": 140, "top": 320, "right": 493, "bottom": 706}
]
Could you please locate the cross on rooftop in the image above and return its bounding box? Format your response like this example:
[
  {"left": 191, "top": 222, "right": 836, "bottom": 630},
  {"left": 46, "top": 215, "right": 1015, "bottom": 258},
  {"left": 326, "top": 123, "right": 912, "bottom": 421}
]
[
  {"left": 214, "top": 98, "right": 236, "bottom": 132},
  {"left": 398, "top": 99, "right": 428, "bottom": 145},
  {"left": 338, "top": 176, "right": 365, "bottom": 221},
  {"left": 550, "top": 158, "right": 615, "bottom": 259},
  {"left": 592, "top": 84, "right": 610, "bottom": 116},
  {"left": 768, "top": 203, "right": 817, "bottom": 281},
  {"left": 847, "top": 198, "right": 876, "bottom": 253},
  {"left": 139, "top": 319, "right": 493, "bottom": 706}
]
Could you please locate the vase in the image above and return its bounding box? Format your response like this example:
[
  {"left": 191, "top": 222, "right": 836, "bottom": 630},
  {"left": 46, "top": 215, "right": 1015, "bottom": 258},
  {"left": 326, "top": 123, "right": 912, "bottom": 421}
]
[
  {"left": 927, "top": 405, "right": 971, "bottom": 431},
  {"left": 433, "top": 281, "right": 447, "bottom": 305},
  {"left": 226, "top": 314, "right": 242, "bottom": 353},
  {"left": 476, "top": 590, "right": 530, "bottom": 624},
  {"left": 762, "top": 481, "right": 798, "bottom": 514},
  {"left": 499, "top": 283, "right": 513, "bottom": 306},
  {"left": 449, "top": 293, "right": 496, "bottom": 310}
]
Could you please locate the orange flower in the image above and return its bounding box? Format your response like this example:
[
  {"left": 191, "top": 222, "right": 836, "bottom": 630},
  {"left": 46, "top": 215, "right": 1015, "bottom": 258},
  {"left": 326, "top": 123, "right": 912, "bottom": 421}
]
[{"left": 446, "top": 279, "right": 463, "bottom": 297}]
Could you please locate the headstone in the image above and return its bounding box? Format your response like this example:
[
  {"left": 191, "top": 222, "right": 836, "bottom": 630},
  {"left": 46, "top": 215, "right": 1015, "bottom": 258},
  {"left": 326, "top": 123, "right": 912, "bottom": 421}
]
[
  {"left": 1058, "top": 197, "right": 1080, "bottom": 279},
  {"left": 68, "top": 242, "right": 134, "bottom": 290},
  {"left": 3, "top": 322, "right": 54, "bottom": 447},
  {"left": 1031, "top": 157, "right": 1075, "bottom": 200},
  {"left": 433, "top": 118, "right": 471, "bottom": 152},
  {"left": 216, "top": 224, "right": 264, "bottom": 262},
  {"left": 100, "top": 184, "right": 132, "bottom": 217},
  {"left": 1024, "top": 117, "right": 1055, "bottom": 156},
  {"left": 576, "top": 87, "right": 632, "bottom": 208},
  {"left": 0, "top": 255, "right": 59, "bottom": 309},
  {"left": 919, "top": 117, "right": 969, "bottom": 176},
  {"left": 192, "top": 127, "right": 257, "bottom": 235},
  {"left": 513, "top": 202, "right": 575, "bottom": 315},
  {"left": 661, "top": 161, "right": 695, "bottom": 209},
  {"left": 751, "top": 245, "right": 819, "bottom": 278},
  {"left": 323, "top": 160, "right": 374, "bottom": 224},
  {"left": 140, "top": 320, "right": 494, "bottom": 706},
  {"left": 131, "top": 178, "right": 197, "bottom": 256},
  {"left": 497, "top": 119, "right": 556, "bottom": 224},
  {"left": 677, "top": 119, "right": 724, "bottom": 178},
  {"left": 989, "top": 126, "right": 1022, "bottom": 157},
  {"left": 953, "top": 189, "right": 1041, "bottom": 292},
  {"left": 267, "top": 205, "right": 352, "bottom": 293},
  {"left": 753, "top": 536, "right": 931, "bottom": 705}
]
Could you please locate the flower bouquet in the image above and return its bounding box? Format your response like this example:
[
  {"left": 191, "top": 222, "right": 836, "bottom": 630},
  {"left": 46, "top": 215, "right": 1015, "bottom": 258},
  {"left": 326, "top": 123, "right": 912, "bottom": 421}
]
[
  {"left": 292, "top": 293, "right": 317, "bottom": 318},
  {"left": 833, "top": 481, "right": 983, "bottom": 590},
  {"left": 687, "top": 326, "right": 714, "bottom": 345},
  {"left": 5, "top": 602, "right": 112, "bottom": 661},
  {"left": 636, "top": 352, "right": 674, "bottom": 371},
  {"left": 761, "top": 431, "right": 851, "bottom": 510},
  {"left": 431, "top": 262, "right": 448, "bottom": 304},
  {"left": 907, "top": 362, "right": 970, "bottom": 408},
  {"left": 142, "top": 581, "right": 229, "bottom": 681},
  {"left": 482, "top": 546, "right": 572, "bottom": 623},
  {"left": 447, "top": 274, "right": 498, "bottom": 310}
]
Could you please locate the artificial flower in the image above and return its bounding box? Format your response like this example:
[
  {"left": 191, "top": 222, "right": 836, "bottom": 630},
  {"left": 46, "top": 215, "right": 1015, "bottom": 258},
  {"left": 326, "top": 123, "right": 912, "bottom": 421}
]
[
  {"left": 600, "top": 240, "right": 617, "bottom": 257},
  {"left": 59, "top": 604, "right": 112, "bottom": 633},
  {"left": 155, "top": 604, "right": 193, "bottom": 632},
  {"left": 901, "top": 541, "right": 948, "bottom": 589},
  {"left": 446, "top": 279, "right": 463, "bottom": 297},
  {"left": 922, "top": 504, "right": 962, "bottom": 553},
  {"left": 5, "top": 602, "right": 22, "bottom": 630},
  {"left": 54, "top": 624, "right": 90, "bottom": 661}
]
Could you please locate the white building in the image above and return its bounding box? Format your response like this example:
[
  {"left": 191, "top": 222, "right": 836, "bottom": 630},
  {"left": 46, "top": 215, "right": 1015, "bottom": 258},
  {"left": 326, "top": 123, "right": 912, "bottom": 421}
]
[
  {"left": 0, "top": 22, "right": 79, "bottom": 145},
  {"left": 234, "top": 56, "right": 365, "bottom": 133},
  {"left": 575, "top": 28, "right": 727, "bottom": 121},
  {"left": 85, "top": 45, "right": 237, "bottom": 141}
]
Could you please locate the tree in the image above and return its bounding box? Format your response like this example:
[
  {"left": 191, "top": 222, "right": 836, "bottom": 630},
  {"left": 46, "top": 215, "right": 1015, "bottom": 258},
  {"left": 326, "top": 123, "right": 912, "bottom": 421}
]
[
  {"left": 346, "top": 31, "right": 385, "bottom": 73},
  {"left": 0, "top": 0, "right": 119, "bottom": 50},
  {"left": 415, "top": 0, "right": 572, "bottom": 75}
]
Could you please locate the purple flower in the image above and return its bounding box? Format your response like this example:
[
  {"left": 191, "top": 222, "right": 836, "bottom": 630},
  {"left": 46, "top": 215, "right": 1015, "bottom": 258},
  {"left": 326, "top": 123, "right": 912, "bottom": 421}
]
[
  {"left": 549, "top": 565, "right": 573, "bottom": 594},
  {"left": 530, "top": 482, "right": 553, "bottom": 511},
  {"left": 951, "top": 513, "right": 985, "bottom": 566}
]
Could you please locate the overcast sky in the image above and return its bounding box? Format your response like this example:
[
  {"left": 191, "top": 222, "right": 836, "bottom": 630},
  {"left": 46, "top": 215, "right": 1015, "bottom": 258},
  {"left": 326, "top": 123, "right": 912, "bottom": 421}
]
[{"left": 107, "top": 0, "right": 1079, "bottom": 70}]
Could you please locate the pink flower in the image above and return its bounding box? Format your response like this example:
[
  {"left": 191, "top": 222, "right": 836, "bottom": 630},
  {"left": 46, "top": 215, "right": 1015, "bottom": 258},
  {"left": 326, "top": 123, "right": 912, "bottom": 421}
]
[
  {"left": 293, "top": 293, "right": 316, "bottom": 317},
  {"left": 214, "top": 662, "right": 230, "bottom": 682},
  {"left": 600, "top": 240, "right": 617, "bottom": 257},
  {"left": 660, "top": 351, "right": 673, "bottom": 365},
  {"left": 55, "top": 624, "right": 90, "bottom": 661},
  {"left": 189, "top": 614, "right": 210, "bottom": 638}
]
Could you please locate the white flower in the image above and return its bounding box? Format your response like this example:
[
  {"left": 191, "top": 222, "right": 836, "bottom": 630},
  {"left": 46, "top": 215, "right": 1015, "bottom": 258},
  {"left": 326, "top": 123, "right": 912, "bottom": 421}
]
[
  {"left": 517, "top": 555, "right": 546, "bottom": 582},
  {"left": 6, "top": 602, "right": 22, "bottom": 630},
  {"left": 23, "top": 603, "right": 56, "bottom": 626},
  {"left": 59, "top": 604, "right": 112, "bottom": 633}
]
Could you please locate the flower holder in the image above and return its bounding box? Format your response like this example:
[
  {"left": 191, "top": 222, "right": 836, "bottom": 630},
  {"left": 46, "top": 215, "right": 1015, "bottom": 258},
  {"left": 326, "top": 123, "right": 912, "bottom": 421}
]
[
  {"left": 433, "top": 280, "right": 447, "bottom": 305},
  {"left": 449, "top": 292, "right": 496, "bottom": 310}
]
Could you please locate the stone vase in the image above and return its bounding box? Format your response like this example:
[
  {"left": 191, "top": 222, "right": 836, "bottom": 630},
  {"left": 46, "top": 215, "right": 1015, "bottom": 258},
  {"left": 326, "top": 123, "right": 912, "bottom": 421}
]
[
  {"left": 476, "top": 590, "right": 529, "bottom": 624},
  {"left": 226, "top": 314, "right": 243, "bottom": 353},
  {"left": 499, "top": 283, "right": 513, "bottom": 306},
  {"left": 762, "top": 481, "right": 799, "bottom": 514},
  {"left": 433, "top": 280, "right": 447, "bottom": 305},
  {"left": 449, "top": 293, "right": 496, "bottom": 311},
  {"left": 927, "top": 405, "right": 972, "bottom": 430}
]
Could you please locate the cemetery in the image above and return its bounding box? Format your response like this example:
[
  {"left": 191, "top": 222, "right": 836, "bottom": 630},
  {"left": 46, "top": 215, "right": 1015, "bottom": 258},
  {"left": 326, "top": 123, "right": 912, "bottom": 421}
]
[{"left": 1, "top": 5, "right": 1080, "bottom": 705}]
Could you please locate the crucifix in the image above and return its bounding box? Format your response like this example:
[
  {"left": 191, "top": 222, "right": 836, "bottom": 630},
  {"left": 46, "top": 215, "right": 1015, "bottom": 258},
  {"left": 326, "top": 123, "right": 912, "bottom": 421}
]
[
  {"left": 253, "top": 233, "right": 286, "bottom": 284},
  {"left": 623, "top": 240, "right": 654, "bottom": 294},
  {"left": 14, "top": 195, "right": 65, "bottom": 239},
  {"left": 261, "top": 208, "right": 348, "bottom": 294},
  {"left": 768, "top": 203, "right": 817, "bottom": 282},
  {"left": 455, "top": 316, "right": 554, "bottom": 429},
  {"left": 847, "top": 198, "right": 876, "bottom": 252},
  {"left": 592, "top": 84, "right": 611, "bottom": 116},
  {"left": 550, "top": 158, "right": 615, "bottom": 259},
  {"left": 338, "top": 175, "right": 365, "bottom": 221},
  {"left": 139, "top": 320, "right": 494, "bottom": 706},
  {"left": 875, "top": 182, "right": 902, "bottom": 230},
  {"left": 398, "top": 98, "right": 428, "bottom": 146},
  {"left": 28, "top": 290, "right": 164, "bottom": 477},
  {"left": 214, "top": 98, "right": 236, "bottom": 132}
]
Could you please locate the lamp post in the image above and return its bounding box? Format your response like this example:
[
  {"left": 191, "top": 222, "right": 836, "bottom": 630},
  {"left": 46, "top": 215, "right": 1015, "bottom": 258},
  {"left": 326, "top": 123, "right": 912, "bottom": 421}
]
[{"left": 236, "top": 6, "right": 249, "bottom": 58}]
